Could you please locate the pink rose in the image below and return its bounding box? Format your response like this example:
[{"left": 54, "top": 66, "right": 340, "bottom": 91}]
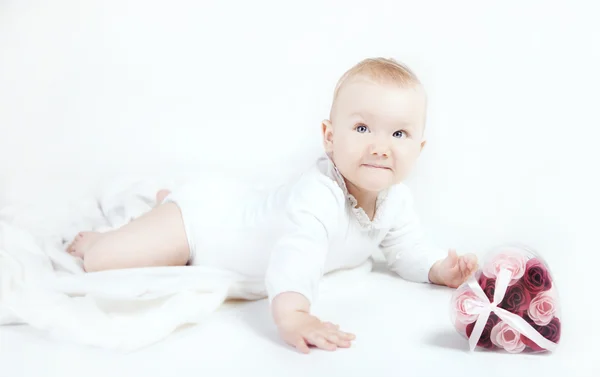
[
  {"left": 490, "top": 321, "right": 527, "bottom": 353},
  {"left": 483, "top": 249, "right": 527, "bottom": 285},
  {"left": 527, "top": 290, "right": 558, "bottom": 326},
  {"left": 452, "top": 286, "right": 481, "bottom": 324}
]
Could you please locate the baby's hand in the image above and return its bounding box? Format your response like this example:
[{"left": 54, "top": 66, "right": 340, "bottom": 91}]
[
  {"left": 277, "top": 311, "right": 355, "bottom": 353},
  {"left": 430, "top": 249, "right": 478, "bottom": 288}
]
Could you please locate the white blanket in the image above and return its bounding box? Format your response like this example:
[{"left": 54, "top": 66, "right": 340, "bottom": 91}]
[{"left": 0, "top": 178, "right": 372, "bottom": 351}]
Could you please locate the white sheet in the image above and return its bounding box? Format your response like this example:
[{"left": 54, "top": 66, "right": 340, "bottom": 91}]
[
  {"left": 1, "top": 180, "right": 595, "bottom": 376},
  {"left": 1, "top": 261, "right": 594, "bottom": 377},
  {"left": 0, "top": 178, "right": 374, "bottom": 351}
]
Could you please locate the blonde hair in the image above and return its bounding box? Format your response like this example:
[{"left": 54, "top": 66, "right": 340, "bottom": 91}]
[
  {"left": 332, "top": 57, "right": 422, "bottom": 102},
  {"left": 329, "top": 57, "right": 426, "bottom": 122}
]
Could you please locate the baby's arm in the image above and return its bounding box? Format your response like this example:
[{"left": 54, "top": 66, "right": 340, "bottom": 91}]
[
  {"left": 265, "top": 177, "right": 355, "bottom": 353},
  {"left": 380, "top": 185, "right": 477, "bottom": 287}
]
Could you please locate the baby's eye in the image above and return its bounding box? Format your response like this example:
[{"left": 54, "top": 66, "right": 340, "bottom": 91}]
[
  {"left": 355, "top": 124, "right": 369, "bottom": 133},
  {"left": 393, "top": 130, "right": 405, "bottom": 138}
]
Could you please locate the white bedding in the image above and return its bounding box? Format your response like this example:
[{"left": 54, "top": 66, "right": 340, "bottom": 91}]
[
  {"left": 1, "top": 261, "right": 594, "bottom": 377},
  {"left": 0, "top": 178, "right": 373, "bottom": 351},
  {"left": 0, "top": 179, "right": 596, "bottom": 376}
]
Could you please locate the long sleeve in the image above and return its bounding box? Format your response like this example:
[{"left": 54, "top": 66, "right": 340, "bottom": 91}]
[
  {"left": 379, "top": 185, "right": 447, "bottom": 283},
  {"left": 265, "top": 175, "right": 343, "bottom": 305}
]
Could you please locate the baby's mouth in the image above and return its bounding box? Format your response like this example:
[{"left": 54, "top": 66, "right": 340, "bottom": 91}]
[{"left": 361, "top": 164, "right": 391, "bottom": 170}]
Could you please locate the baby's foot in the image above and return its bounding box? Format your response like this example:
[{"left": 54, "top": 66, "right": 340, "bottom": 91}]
[
  {"left": 155, "top": 189, "right": 171, "bottom": 205},
  {"left": 67, "top": 231, "right": 102, "bottom": 258}
]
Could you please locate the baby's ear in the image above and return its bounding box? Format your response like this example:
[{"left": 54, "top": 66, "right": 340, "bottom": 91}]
[
  {"left": 321, "top": 119, "right": 334, "bottom": 152},
  {"left": 419, "top": 139, "right": 427, "bottom": 153}
]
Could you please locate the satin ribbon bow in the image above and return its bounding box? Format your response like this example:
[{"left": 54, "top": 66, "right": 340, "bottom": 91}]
[{"left": 463, "top": 268, "right": 557, "bottom": 352}]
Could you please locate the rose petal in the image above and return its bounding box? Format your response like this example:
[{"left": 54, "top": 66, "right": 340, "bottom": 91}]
[
  {"left": 528, "top": 291, "right": 557, "bottom": 326},
  {"left": 491, "top": 321, "right": 526, "bottom": 353},
  {"left": 484, "top": 249, "right": 528, "bottom": 284},
  {"left": 452, "top": 286, "right": 482, "bottom": 324}
]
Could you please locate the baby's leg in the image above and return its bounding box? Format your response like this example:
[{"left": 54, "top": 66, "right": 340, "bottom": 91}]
[
  {"left": 68, "top": 190, "right": 190, "bottom": 272},
  {"left": 67, "top": 190, "right": 172, "bottom": 258},
  {"left": 155, "top": 189, "right": 171, "bottom": 204}
]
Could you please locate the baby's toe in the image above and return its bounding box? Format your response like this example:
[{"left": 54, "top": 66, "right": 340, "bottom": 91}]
[
  {"left": 66, "top": 233, "right": 85, "bottom": 255},
  {"left": 67, "top": 239, "right": 78, "bottom": 253},
  {"left": 67, "top": 237, "right": 76, "bottom": 249}
]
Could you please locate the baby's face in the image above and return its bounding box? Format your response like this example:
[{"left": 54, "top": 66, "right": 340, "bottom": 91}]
[{"left": 323, "top": 77, "right": 427, "bottom": 193}]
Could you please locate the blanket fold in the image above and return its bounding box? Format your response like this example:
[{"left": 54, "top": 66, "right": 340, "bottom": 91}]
[{"left": 0, "top": 178, "right": 372, "bottom": 351}]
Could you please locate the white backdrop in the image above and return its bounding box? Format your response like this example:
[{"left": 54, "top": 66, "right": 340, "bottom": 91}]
[{"left": 1, "top": 0, "right": 599, "bottom": 360}]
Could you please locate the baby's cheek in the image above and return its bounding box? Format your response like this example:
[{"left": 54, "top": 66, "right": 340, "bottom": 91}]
[
  {"left": 338, "top": 135, "right": 364, "bottom": 154},
  {"left": 395, "top": 142, "right": 420, "bottom": 158},
  {"left": 393, "top": 148, "right": 419, "bottom": 173}
]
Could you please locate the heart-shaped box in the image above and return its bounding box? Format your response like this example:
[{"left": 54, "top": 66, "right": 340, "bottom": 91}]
[{"left": 450, "top": 244, "right": 561, "bottom": 353}]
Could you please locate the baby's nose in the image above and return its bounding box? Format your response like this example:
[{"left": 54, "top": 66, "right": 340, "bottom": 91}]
[{"left": 370, "top": 141, "right": 390, "bottom": 157}]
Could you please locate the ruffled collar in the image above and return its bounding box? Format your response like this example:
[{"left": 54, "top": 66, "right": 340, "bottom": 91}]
[{"left": 320, "top": 155, "right": 394, "bottom": 231}]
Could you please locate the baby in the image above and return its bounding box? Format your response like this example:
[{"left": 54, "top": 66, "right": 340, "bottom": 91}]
[{"left": 67, "top": 57, "right": 478, "bottom": 354}]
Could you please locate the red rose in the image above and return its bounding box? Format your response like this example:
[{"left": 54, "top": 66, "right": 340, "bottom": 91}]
[
  {"left": 523, "top": 258, "right": 552, "bottom": 296},
  {"left": 499, "top": 280, "right": 531, "bottom": 314},
  {"left": 521, "top": 315, "right": 561, "bottom": 351},
  {"left": 466, "top": 313, "right": 500, "bottom": 349},
  {"left": 478, "top": 275, "right": 496, "bottom": 303}
]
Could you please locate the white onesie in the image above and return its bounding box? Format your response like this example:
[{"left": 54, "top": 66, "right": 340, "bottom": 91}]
[{"left": 163, "top": 155, "right": 446, "bottom": 304}]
